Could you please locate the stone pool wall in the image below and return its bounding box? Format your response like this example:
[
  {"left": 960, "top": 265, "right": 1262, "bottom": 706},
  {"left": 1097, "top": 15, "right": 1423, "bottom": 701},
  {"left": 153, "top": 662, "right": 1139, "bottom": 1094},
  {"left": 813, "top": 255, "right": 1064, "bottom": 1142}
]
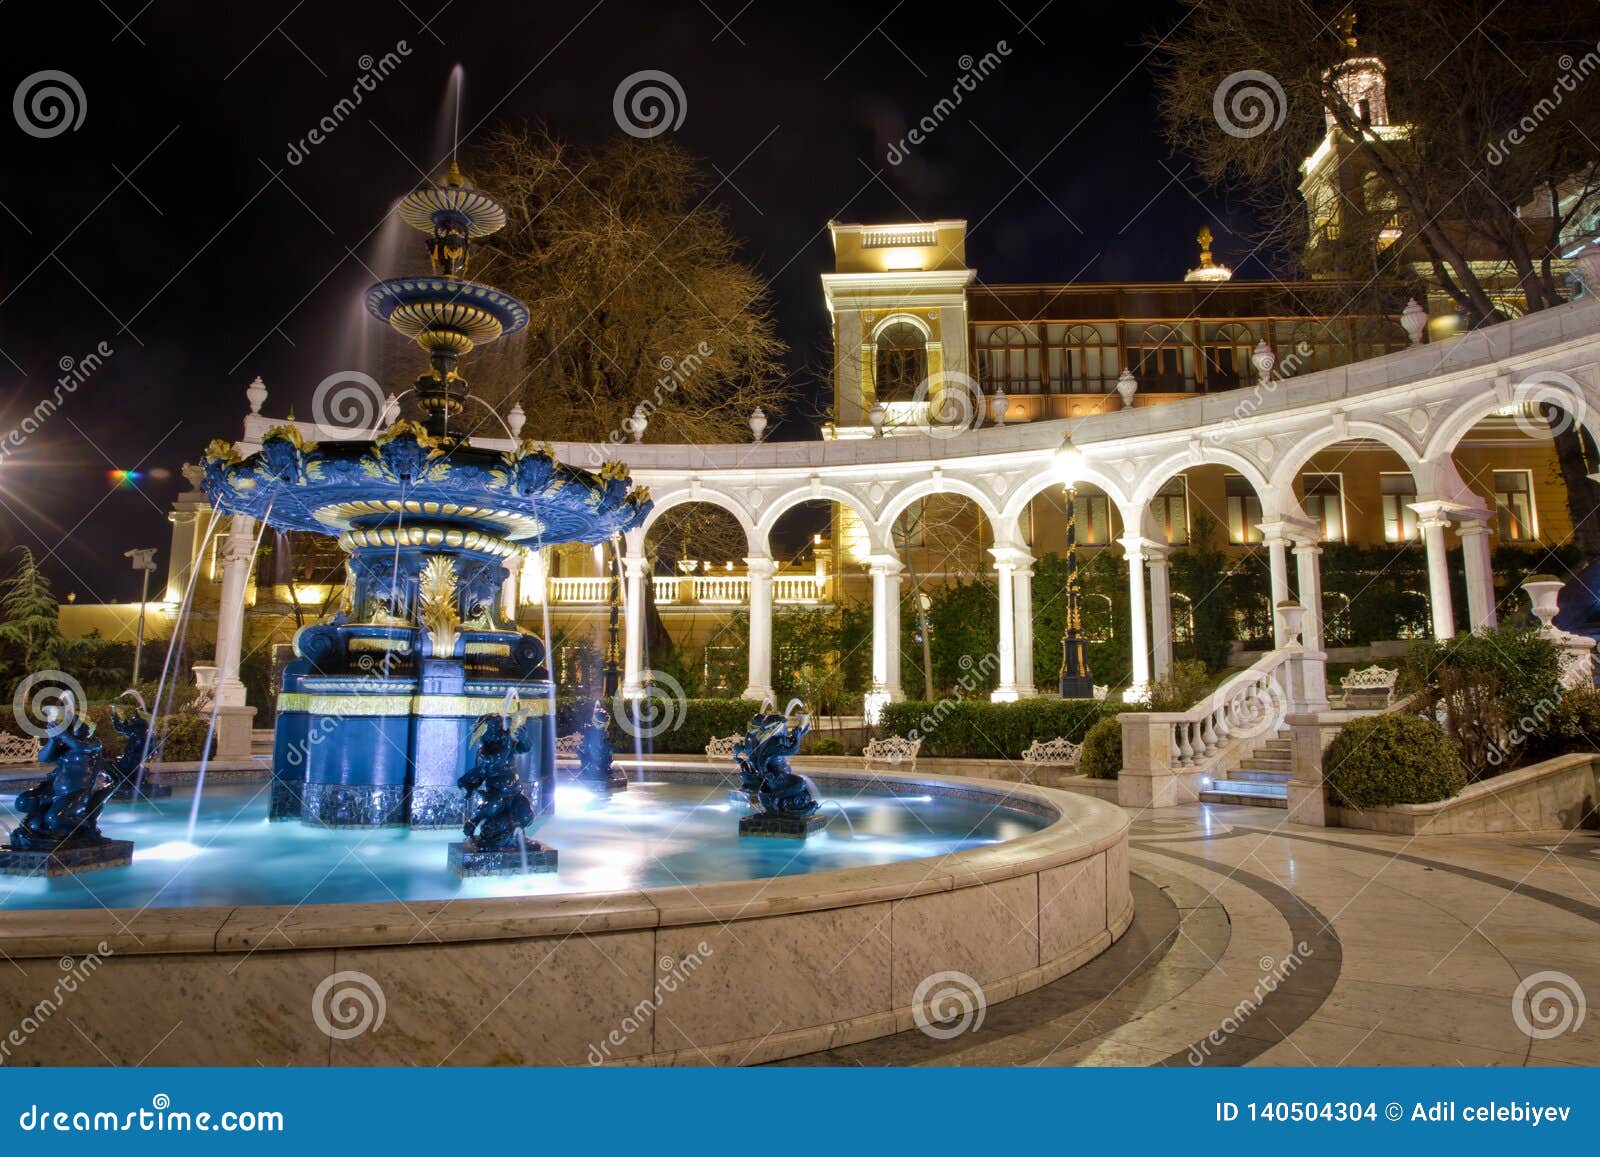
[{"left": 0, "top": 769, "right": 1130, "bottom": 1066}]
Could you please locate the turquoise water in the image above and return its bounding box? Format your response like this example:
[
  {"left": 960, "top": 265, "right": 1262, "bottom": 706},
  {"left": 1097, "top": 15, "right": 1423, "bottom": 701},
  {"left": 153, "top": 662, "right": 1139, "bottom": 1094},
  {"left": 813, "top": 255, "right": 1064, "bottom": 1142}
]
[{"left": 0, "top": 780, "right": 1048, "bottom": 911}]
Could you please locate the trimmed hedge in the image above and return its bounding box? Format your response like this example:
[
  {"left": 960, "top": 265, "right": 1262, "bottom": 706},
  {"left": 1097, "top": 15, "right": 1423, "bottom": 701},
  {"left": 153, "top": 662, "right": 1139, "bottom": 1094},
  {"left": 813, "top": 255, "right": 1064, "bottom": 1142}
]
[
  {"left": 878, "top": 698, "right": 1119, "bottom": 760},
  {"left": 555, "top": 696, "right": 761, "bottom": 755},
  {"left": 1323, "top": 713, "right": 1464, "bottom": 808},
  {"left": 1080, "top": 716, "right": 1122, "bottom": 780}
]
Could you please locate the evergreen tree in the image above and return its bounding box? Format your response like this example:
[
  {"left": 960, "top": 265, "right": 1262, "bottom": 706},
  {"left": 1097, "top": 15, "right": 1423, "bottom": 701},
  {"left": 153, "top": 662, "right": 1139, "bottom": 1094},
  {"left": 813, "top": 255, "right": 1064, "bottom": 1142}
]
[{"left": 0, "top": 547, "right": 65, "bottom": 673}]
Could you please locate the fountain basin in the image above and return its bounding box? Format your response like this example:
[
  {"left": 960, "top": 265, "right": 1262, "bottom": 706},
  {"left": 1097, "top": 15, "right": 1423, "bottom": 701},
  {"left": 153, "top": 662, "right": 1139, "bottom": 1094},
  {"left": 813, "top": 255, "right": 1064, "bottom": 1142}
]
[{"left": 0, "top": 767, "right": 1129, "bottom": 1066}]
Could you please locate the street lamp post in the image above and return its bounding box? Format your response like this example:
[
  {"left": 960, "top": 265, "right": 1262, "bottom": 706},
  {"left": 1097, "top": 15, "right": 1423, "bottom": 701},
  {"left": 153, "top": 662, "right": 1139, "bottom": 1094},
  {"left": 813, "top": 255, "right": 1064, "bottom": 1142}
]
[
  {"left": 603, "top": 538, "right": 622, "bottom": 698},
  {"left": 125, "top": 548, "right": 159, "bottom": 686},
  {"left": 1054, "top": 436, "right": 1094, "bottom": 698}
]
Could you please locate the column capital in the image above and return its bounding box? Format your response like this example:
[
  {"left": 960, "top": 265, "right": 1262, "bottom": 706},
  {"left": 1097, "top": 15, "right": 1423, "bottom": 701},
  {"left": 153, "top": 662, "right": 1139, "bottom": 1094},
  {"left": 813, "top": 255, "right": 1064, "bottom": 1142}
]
[
  {"left": 989, "top": 545, "right": 1033, "bottom": 569},
  {"left": 1143, "top": 542, "right": 1171, "bottom": 565},
  {"left": 1117, "top": 534, "right": 1162, "bottom": 561},
  {"left": 1454, "top": 512, "right": 1494, "bottom": 535},
  {"left": 620, "top": 555, "right": 650, "bottom": 578},
  {"left": 866, "top": 553, "right": 904, "bottom": 577},
  {"left": 743, "top": 555, "right": 777, "bottom": 578},
  {"left": 1256, "top": 514, "right": 1316, "bottom": 545},
  {"left": 1290, "top": 539, "right": 1323, "bottom": 556}
]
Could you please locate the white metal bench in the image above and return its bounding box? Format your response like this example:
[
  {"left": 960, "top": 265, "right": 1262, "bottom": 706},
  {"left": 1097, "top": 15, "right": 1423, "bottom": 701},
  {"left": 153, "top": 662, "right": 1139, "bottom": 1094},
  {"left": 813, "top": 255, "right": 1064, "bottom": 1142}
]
[
  {"left": 0, "top": 733, "right": 39, "bottom": 765},
  {"left": 1021, "top": 737, "right": 1082, "bottom": 767},
  {"left": 1339, "top": 664, "right": 1398, "bottom": 707},
  {"left": 863, "top": 735, "right": 921, "bottom": 769},
  {"left": 705, "top": 734, "right": 740, "bottom": 759},
  {"left": 554, "top": 732, "right": 583, "bottom": 757}
]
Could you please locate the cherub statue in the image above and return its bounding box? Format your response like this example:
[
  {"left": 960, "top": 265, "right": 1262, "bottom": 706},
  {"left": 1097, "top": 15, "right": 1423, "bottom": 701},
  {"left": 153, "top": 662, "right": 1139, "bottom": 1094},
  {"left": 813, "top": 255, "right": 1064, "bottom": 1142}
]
[
  {"left": 576, "top": 699, "right": 624, "bottom": 792},
  {"left": 10, "top": 696, "right": 116, "bottom": 851},
  {"left": 107, "top": 690, "right": 153, "bottom": 794},
  {"left": 458, "top": 711, "right": 536, "bottom": 850},
  {"left": 745, "top": 700, "right": 818, "bottom": 820}
]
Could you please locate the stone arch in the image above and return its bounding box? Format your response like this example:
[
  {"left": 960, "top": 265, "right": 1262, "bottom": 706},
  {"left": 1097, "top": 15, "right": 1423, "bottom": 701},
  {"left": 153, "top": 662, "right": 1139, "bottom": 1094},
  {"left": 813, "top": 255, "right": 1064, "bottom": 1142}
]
[
  {"left": 876, "top": 475, "right": 1007, "bottom": 550},
  {"left": 868, "top": 311, "right": 933, "bottom": 343},
  {"left": 638, "top": 487, "right": 763, "bottom": 557},
  {"left": 754, "top": 483, "right": 883, "bottom": 557},
  {"left": 1000, "top": 461, "right": 1134, "bottom": 533},
  {"left": 1423, "top": 371, "right": 1600, "bottom": 462},
  {"left": 1130, "top": 445, "right": 1272, "bottom": 509},
  {"left": 1271, "top": 420, "right": 1427, "bottom": 495}
]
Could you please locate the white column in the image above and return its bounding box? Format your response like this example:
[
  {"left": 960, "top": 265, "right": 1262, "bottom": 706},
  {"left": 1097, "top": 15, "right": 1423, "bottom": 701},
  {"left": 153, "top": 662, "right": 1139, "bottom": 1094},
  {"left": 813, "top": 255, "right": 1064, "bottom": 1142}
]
[
  {"left": 1013, "top": 556, "right": 1036, "bottom": 698},
  {"left": 1292, "top": 539, "right": 1324, "bottom": 652},
  {"left": 742, "top": 555, "right": 776, "bottom": 702},
  {"left": 1415, "top": 510, "right": 1456, "bottom": 640},
  {"left": 990, "top": 547, "right": 1025, "bottom": 702},
  {"left": 212, "top": 513, "right": 255, "bottom": 707},
  {"left": 1457, "top": 518, "right": 1497, "bottom": 631},
  {"left": 1263, "top": 531, "right": 1292, "bottom": 648},
  {"left": 163, "top": 507, "right": 200, "bottom": 603},
  {"left": 1119, "top": 537, "right": 1150, "bottom": 700},
  {"left": 1146, "top": 545, "right": 1173, "bottom": 682},
  {"left": 499, "top": 556, "right": 520, "bottom": 621},
  {"left": 866, "top": 554, "right": 904, "bottom": 713},
  {"left": 621, "top": 549, "right": 647, "bottom": 698}
]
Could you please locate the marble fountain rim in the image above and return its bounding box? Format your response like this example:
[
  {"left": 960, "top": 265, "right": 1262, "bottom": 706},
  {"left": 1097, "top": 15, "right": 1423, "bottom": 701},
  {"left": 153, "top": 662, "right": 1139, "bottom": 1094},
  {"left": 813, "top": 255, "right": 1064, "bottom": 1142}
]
[{"left": 0, "top": 766, "right": 1129, "bottom": 960}]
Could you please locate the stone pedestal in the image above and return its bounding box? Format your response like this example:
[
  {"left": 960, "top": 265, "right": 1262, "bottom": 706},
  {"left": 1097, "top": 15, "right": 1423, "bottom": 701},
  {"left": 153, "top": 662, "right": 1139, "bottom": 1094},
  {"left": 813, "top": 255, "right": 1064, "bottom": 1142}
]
[
  {"left": 0, "top": 840, "right": 134, "bottom": 877},
  {"left": 447, "top": 839, "right": 558, "bottom": 877},
  {"left": 1285, "top": 711, "right": 1352, "bottom": 828},
  {"left": 1115, "top": 713, "right": 1195, "bottom": 808},
  {"left": 738, "top": 812, "right": 827, "bottom": 838},
  {"left": 212, "top": 704, "right": 257, "bottom": 760}
]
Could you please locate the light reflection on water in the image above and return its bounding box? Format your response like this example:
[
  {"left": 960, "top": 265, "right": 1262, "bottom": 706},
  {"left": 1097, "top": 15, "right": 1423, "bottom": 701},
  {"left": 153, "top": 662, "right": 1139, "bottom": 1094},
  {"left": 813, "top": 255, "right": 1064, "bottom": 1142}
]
[{"left": 0, "top": 781, "right": 1047, "bottom": 911}]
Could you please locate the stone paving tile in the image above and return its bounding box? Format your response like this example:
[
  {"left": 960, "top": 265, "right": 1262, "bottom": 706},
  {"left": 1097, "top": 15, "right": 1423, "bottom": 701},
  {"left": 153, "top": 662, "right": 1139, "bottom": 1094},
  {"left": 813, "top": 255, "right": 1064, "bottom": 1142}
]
[{"left": 777, "top": 802, "right": 1600, "bottom": 1068}]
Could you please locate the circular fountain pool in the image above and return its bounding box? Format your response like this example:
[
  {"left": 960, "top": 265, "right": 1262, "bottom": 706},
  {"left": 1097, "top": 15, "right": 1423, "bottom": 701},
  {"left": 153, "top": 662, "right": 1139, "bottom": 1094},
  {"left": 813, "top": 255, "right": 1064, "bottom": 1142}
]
[
  {"left": 0, "top": 778, "right": 1049, "bottom": 910},
  {"left": 0, "top": 767, "right": 1129, "bottom": 1068}
]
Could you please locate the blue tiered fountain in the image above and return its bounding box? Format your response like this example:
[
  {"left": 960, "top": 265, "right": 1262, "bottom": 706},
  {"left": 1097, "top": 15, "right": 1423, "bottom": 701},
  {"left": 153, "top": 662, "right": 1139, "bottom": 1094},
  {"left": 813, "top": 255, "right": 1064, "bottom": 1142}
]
[{"left": 201, "top": 165, "right": 651, "bottom": 830}]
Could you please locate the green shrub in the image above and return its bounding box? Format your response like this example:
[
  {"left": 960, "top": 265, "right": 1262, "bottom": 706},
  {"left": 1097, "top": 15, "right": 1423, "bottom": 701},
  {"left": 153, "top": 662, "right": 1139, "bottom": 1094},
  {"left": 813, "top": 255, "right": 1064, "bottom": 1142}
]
[
  {"left": 1527, "top": 686, "right": 1600, "bottom": 763},
  {"left": 811, "top": 736, "right": 844, "bottom": 756},
  {"left": 878, "top": 698, "right": 1118, "bottom": 759},
  {"left": 1323, "top": 713, "right": 1465, "bottom": 808},
  {"left": 557, "top": 696, "right": 763, "bottom": 755},
  {"left": 151, "top": 713, "right": 218, "bottom": 763},
  {"left": 1399, "top": 624, "right": 1564, "bottom": 779},
  {"left": 1146, "top": 659, "right": 1215, "bottom": 712},
  {"left": 1080, "top": 716, "right": 1122, "bottom": 780}
]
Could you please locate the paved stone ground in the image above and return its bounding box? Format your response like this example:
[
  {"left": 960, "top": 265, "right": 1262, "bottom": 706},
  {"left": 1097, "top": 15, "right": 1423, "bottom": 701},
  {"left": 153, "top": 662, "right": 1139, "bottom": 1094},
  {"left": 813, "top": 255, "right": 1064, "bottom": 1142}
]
[{"left": 779, "top": 805, "right": 1600, "bottom": 1066}]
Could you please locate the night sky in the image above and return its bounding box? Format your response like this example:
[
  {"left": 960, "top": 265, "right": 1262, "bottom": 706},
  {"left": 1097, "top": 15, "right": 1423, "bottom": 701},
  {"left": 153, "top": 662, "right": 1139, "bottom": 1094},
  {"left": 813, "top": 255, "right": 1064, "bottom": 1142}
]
[{"left": 0, "top": 0, "right": 1256, "bottom": 600}]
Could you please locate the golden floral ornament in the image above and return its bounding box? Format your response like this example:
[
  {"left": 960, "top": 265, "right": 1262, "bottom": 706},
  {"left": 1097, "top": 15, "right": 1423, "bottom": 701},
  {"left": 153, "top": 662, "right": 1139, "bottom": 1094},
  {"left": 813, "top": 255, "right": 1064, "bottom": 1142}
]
[
  {"left": 416, "top": 554, "right": 463, "bottom": 656},
  {"left": 600, "top": 460, "right": 632, "bottom": 483},
  {"left": 261, "top": 423, "right": 318, "bottom": 454},
  {"left": 203, "top": 439, "right": 241, "bottom": 466}
]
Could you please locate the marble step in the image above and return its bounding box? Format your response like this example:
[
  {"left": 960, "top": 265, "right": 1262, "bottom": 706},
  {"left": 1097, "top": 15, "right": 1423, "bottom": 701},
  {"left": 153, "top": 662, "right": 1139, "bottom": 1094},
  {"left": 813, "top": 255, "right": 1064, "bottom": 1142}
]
[
  {"left": 1229, "top": 769, "right": 1291, "bottom": 785},
  {"left": 1200, "top": 779, "right": 1288, "bottom": 809}
]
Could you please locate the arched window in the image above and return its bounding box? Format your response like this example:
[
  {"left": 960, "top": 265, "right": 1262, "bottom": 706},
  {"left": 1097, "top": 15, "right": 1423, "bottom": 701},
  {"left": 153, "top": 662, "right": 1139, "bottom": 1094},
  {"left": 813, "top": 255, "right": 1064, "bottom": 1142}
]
[
  {"left": 1051, "top": 324, "right": 1117, "bottom": 394},
  {"left": 1201, "top": 323, "right": 1256, "bottom": 391},
  {"left": 1085, "top": 593, "right": 1115, "bottom": 643},
  {"left": 1128, "top": 324, "right": 1191, "bottom": 392},
  {"left": 874, "top": 322, "right": 927, "bottom": 402},
  {"left": 978, "top": 325, "right": 1035, "bottom": 393}
]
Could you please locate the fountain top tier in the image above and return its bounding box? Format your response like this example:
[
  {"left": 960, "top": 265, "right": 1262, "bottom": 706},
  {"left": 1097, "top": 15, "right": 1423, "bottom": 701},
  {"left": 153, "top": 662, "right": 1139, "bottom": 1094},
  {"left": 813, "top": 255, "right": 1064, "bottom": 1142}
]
[
  {"left": 201, "top": 422, "right": 650, "bottom": 547},
  {"left": 365, "top": 162, "right": 529, "bottom": 440}
]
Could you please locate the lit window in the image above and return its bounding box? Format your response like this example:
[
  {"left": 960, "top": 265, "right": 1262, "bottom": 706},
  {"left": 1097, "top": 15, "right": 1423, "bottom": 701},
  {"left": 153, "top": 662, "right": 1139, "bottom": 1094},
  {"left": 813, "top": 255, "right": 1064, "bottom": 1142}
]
[
  {"left": 1153, "top": 477, "right": 1189, "bottom": 545},
  {"left": 1226, "top": 475, "right": 1262, "bottom": 544},
  {"left": 1303, "top": 473, "right": 1345, "bottom": 542},
  {"left": 1380, "top": 473, "right": 1420, "bottom": 542},
  {"left": 1075, "top": 494, "right": 1112, "bottom": 545},
  {"left": 874, "top": 322, "right": 927, "bottom": 402},
  {"left": 1493, "top": 470, "right": 1536, "bottom": 541}
]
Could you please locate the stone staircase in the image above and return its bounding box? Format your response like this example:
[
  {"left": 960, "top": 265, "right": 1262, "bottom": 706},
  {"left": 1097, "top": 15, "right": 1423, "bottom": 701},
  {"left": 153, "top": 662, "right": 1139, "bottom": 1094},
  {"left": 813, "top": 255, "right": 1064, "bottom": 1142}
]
[{"left": 1199, "top": 734, "right": 1291, "bottom": 808}]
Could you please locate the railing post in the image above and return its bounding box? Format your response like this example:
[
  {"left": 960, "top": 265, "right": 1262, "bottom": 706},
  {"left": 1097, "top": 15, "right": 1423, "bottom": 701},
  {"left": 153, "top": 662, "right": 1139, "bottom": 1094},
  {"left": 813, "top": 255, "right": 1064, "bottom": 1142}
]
[
  {"left": 1285, "top": 711, "right": 1348, "bottom": 827},
  {"left": 1117, "top": 712, "right": 1195, "bottom": 807}
]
